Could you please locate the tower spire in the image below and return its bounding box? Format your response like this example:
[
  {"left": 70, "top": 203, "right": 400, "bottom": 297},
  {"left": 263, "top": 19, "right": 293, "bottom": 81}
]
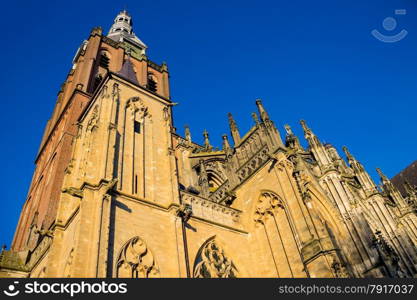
[
  {"left": 376, "top": 168, "right": 389, "bottom": 183},
  {"left": 299, "top": 120, "right": 333, "bottom": 166},
  {"left": 342, "top": 146, "right": 376, "bottom": 192},
  {"left": 228, "top": 113, "right": 241, "bottom": 144},
  {"left": 342, "top": 146, "right": 363, "bottom": 171},
  {"left": 300, "top": 120, "right": 323, "bottom": 148},
  {"left": 222, "top": 134, "right": 231, "bottom": 152},
  {"left": 376, "top": 167, "right": 406, "bottom": 206},
  {"left": 342, "top": 146, "right": 354, "bottom": 161},
  {"left": 107, "top": 10, "right": 147, "bottom": 54},
  {"left": 300, "top": 120, "right": 313, "bottom": 137}
]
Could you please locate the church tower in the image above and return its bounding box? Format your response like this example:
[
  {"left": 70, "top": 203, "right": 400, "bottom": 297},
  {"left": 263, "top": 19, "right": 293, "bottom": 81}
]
[
  {"left": 1, "top": 11, "right": 417, "bottom": 278},
  {"left": 1, "top": 10, "right": 175, "bottom": 277}
]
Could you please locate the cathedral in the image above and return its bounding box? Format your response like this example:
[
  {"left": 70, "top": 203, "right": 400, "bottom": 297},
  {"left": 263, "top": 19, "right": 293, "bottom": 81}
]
[{"left": 1, "top": 11, "right": 417, "bottom": 278}]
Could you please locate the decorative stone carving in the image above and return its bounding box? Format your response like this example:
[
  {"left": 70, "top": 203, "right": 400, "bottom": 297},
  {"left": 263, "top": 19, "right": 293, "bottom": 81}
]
[
  {"left": 86, "top": 105, "right": 99, "bottom": 131},
  {"left": 177, "top": 203, "right": 192, "bottom": 222},
  {"left": 331, "top": 258, "right": 349, "bottom": 278},
  {"left": 116, "top": 236, "right": 159, "bottom": 278},
  {"left": 237, "top": 144, "right": 270, "bottom": 182},
  {"left": 193, "top": 238, "right": 238, "bottom": 278},
  {"left": 112, "top": 83, "right": 120, "bottom": 100},
  {"left": 99, "top": 84, "right": 110, "bottom": 99},
  {"left": 126, "top": 97, "right": 152, "bottom": 121},
  {"left": 61, "top": 187, "right": 83, "bottom": 198},
  {"left": 254, "top": 191, "right": 284, "bottom": 224},
  {"left": 162, "top": 106, "right": 170, "bottom": 121},
  {"left": 181, "top": 191, "right": 241, "bottom": 226},
  {"left": 209, "top": 180, "right": 230, "bottom": 204},
  {"left": 64, "top": 158, "right": 75, "bottom": 174}
]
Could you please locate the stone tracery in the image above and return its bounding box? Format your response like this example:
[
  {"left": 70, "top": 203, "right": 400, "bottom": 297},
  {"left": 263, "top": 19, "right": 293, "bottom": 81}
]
[
  {"left": 193, "top": 238, "right": 238, "bottom": 278},
  {"left": 254, "top": 191, "right": 284, "bottom": 224},
  {"left": 116, "top": 236, "right": 159, "bottom": 278}
]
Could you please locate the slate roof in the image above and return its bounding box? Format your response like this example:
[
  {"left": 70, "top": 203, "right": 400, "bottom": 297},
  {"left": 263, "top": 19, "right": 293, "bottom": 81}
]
[
  {"left": 391, "top": 160, "right": 417, "bottom": 196},
  {"left": 116, "top": 58, "right": 139, "bottom": 85}
]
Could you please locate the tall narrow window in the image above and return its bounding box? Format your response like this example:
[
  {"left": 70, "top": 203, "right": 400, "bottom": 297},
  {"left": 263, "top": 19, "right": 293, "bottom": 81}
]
[{"left": 134, "top": 121, "right": 141, "bottom": 134}]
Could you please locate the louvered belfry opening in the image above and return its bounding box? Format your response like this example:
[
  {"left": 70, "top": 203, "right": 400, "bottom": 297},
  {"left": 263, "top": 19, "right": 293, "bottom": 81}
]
[
  {"left": 147, "top": 74, "right": 157, "bottom": 92},
  {"left": 99, "top": 54, "right": 110, "bottom": 68}
]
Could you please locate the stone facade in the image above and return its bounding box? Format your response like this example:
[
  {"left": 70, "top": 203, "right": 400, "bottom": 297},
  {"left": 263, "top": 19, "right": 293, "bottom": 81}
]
[{"left": 1, "top": 11, "right": 417, "bottom": 278}]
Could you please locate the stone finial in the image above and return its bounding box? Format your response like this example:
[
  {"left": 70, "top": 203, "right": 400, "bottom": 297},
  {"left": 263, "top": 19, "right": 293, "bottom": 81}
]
[
  {"left": 90, "top": 26, "right": 103, "bottom": 36},
  {"left": 255, "top": 99, "right": 269, "bottom": 121},
  {"left": 376, "top": 168, "right": 388, "bottom": 182},
  {"left": 342, "top": 146, "right": 354, "bottom": 160},
  {"left": 251, "top": 112, "right": 260, "bottom": 125},
  {"left": 222, "top": 134, "right": 231, "bottom": 151},
  {"left": 228, "top": 113, "right": 238, "bottom": 131},
  {"left": 228, "top": 113, "right": 240, "bottom": 144},
  {"left": 199, "top": 159, "right": 209, "bottom": 197},
  {"left": 203, "top": 129, "right": 211, "bottom": 148},
  {"left": 161, "top": 61, "right": 169, "bottom": 72},
  {"left": 377, "top": 168, "right": 407, "bottom": 207},
  {"left": 184, "top": 125, "right": 192, "bottom": 142},
  {"left": 300, "top": 120, "right": 310, "bottom": 134}
]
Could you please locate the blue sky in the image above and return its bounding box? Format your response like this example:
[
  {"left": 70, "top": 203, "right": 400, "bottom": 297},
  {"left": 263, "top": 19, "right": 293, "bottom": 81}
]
[{"left": 0, "top": 0, "right": 416, "bottom": 247}]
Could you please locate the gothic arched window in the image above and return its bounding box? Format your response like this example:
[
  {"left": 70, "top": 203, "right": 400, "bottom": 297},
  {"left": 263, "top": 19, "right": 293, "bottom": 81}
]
[
  {"left": 193, "top": 237, "right": 238, "bottom": 278},
  {"left": 115, "top": 236, "right": 159, "bottom": 278},
  {"left": 254, "top": 191, "right": 305, "bottom": 277}
]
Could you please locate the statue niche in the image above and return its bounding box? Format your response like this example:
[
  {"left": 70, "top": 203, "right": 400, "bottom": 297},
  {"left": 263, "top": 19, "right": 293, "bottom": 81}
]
[
  {"left": 116, "top": 236, "right": 159, "bottom": 278},
  {"left": 193, "top": 237, "right": 238, "bottom": 278}
]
